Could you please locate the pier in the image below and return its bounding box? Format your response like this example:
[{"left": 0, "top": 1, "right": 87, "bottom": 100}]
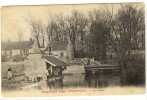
[{"left": 84, "top": 64, "right": 121, "bottom": 76}]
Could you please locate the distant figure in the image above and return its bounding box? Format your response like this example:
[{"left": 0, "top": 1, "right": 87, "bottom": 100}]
[{"left": 7, "top": 66, "right": 12, "bottom": 80}]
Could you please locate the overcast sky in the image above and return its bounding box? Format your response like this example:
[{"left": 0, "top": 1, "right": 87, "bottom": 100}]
[{"left": 1, "top": 3, "right": 143, "bottom": 42}]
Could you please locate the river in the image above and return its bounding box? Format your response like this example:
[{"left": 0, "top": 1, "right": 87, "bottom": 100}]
[{"left": 44, "top": 72, "right": 121, "bottom": 90}]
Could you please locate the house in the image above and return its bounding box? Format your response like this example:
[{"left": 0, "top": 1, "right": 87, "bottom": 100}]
[
  {"left": 45, "top": 41, "right": 68, "bottom": 58},
  {"left": 1, "top": 40, "right": 33, "bottom": 61},
  {"left": 45, "top": 41, "right": 68, "bottom": 57},
  {"left": 45, "top": 40, "right": 75, "bottom": 62}
]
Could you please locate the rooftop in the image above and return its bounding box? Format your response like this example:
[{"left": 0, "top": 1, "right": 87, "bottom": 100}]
[
  {"left": 32, "top": 38, "right": 41, "bottom": 54},
  {"left": 1, "top": 41, "right": 33, "bottom": 50},
  {"left": 44, "top": 55, "right": 69, "bottom": 66},
  {"left": 45, "top": 41, "right": 68, "bottom": 51}
]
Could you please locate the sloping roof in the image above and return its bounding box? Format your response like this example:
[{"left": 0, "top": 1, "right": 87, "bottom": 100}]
[
  {"left": 45, "top": 41, "right": 68, "bottom": 51},
  {"left": 32, "top": 38, "right": 41, "bottom": 54},
  {"left": 44, "top": 56, "right": 69, "bottom": 66},
  {"left": 1, "top": 41, "right": 33, "bottom": 50}
]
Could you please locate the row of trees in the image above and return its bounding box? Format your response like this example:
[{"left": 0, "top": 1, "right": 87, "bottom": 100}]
[{"left": 23, "top": 4, "right": 144, "bottom": 59}]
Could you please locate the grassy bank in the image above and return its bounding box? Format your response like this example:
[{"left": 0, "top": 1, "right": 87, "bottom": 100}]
[{"left": 2, "top": 78, "right": 34, "bottom": 91}]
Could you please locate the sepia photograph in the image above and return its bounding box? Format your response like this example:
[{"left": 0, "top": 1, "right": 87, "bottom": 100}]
[{"left": 1, "top": 2, "right": 145, "bottom": 97}]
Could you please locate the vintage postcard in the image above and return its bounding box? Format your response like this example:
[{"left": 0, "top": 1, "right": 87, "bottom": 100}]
[{"left": 1, "top": 3, "right": 145, "bottom": 97}]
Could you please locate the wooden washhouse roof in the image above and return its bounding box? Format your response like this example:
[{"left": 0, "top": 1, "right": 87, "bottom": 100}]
[{"left": 44, "top": 56, "right": 69, "bottom": 66}]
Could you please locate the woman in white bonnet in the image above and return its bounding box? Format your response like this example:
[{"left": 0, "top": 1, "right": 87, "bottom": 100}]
[{"left": 7, "top": 66, "right": 13, "bottom": 80}]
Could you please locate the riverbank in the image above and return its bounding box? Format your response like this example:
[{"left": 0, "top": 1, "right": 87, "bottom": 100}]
[{"left": 2, "top": 78, "right": 34, "bottom": 91}]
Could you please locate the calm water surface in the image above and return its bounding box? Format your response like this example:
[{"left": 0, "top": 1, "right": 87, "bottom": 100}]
[{"left": 43, "top": 72, "right": 121, "bottom": 90}]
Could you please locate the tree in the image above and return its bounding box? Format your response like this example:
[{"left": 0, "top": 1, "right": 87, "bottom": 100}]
[
  {"left": 14, "top": 24, "right": 25, "bottom": 41},
  {"left": 88, "top": 9, "right": 109, "bottom": 60},
  {"left": 55, "top": 13, "right": 68, "bottom": 41},
  {"left": 45, "top": 13, "right": 63, "bottom": 42},
  {"left": 75, "top": 13, "right": 88, "bottom": 57},
  {"left": 103, "top": 4, "right": 145, "bottom": 85},
  {"left": 24, "top": 14, "right": 45, "bottom": 47},
  {"left": 65, "top": 10, "right": 79, "bottom": 58},
  {"left": 16, "top": 26, "right": 24, "bottom": 41},
  {"left": 65, "top": 10, "right": 89, "bottom": 58}
]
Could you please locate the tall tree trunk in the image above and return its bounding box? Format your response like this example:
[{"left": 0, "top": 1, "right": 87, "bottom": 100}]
[
  {"left": 121, "top": 59, "right": 127, "bottom": 86},
  {"left": 36, "top": 37, "right": 40, "bottom": 48}
]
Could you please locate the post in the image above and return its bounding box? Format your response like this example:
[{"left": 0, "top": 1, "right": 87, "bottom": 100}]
[{"left": 91, "top": 70, "right": 96, "bottom": 77}]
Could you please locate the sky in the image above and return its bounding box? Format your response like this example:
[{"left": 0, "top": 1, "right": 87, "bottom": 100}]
[
  {"left": 1, "top": 4, "right": 102, "bottom": 42},
  {"left": 1, "top": 3, "right": 144, "bottom": 42}
]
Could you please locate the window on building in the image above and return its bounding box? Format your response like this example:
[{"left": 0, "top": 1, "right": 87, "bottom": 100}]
[
  {"left": 27, "top": 50, "right": 29, "bottom": 56},
  {"left": 48, "top": 47, "right": 52, "bottom": 52},
  {"left": 110, "top": 55, "right": 112, "bottom": 58},
  {"left": 2, "top": 50, "right": 7, "bottom": 56},
  {"left": 5, "top": 50, "right": 12, "bottom": 58},
  {"left": 7, "top": 50, "right": 11, "bottom": 56},
  {"left": 21, "top": 49, "right": 27, "bottom": 57},
  {"left": 20, "top": 50, "right": 22, "bottom": 56}
]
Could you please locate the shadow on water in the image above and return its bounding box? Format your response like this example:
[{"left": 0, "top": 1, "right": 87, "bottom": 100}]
[
  {"left": 85, "top": 70, "right": 121, "bottom": 88},
  {"left": 46, "top": 79, "right": 63, "bottom": 90},
  {"left": 46, "top": 71, "right": 121, "bottom": 89}
]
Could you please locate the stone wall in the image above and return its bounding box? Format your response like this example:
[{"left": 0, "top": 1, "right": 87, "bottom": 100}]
[
  {"left": 2, "top": 53, "right": 48, "bottom": 81},
  {"left": 63, "top": 64, "right": 85, "bottom": 74}
]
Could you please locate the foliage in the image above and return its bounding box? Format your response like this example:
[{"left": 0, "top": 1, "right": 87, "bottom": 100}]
[
  {"left": 22, "top": 4, "right": 145, "bottom": 85},
  {"left": 126, "top": 53, "right": 145, "bottom": 85},
  {"left": 24, "top": 4, "right": 145, "bottom": 68}
]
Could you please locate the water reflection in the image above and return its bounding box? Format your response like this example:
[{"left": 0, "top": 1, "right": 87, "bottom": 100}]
[
  {"left": 46, "top": 79, "right": 63, "bottom": 89},
  {"left": 85, "top": 70, "right": 121, "bottom": 88},
  {"left": 63, "top": 74, "right": 88, "bottom": 88},
  {"left": 46, "top": 72, "right": 121, "bottom": 89}
]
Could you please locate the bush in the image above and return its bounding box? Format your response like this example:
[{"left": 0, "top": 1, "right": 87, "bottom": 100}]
[
  {"left": 126, "top": 53, "right": 145, "bottom": 85},
  {"left": 12, "top": 55, "right": 24, "bottom": 62},
  {"left": 1, "top": 55, "right": 8, "bottom": 62}
]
